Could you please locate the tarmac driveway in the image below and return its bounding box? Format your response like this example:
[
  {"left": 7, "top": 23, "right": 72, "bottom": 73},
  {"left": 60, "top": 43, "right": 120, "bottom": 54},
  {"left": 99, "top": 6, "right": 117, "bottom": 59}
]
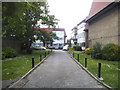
[{"left": 10, "top": 50, "right": 106, "bottom": 88}]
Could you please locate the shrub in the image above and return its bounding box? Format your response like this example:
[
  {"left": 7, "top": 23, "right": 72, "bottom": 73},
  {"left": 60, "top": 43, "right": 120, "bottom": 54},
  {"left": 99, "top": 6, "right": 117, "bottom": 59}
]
[
  {"left": 72, "top": 45, "right": 76, "bottom": 50},
  {"left": 69, "top": 46, "right": 75, "bottom": 51},
  {"left": 85, "top": 48, "right": 91, "bottom": 55},
  {"left": 68, "top": 47, "right": 72, "bottom": 51},
  {"left": 3, "top": 47, "right": 17, "bottom": 58},
  {"left": 2, "top": 51, "right": 6, "bottom": 59},
  {"left": 102, "top": 43, "right": 119, "bottom": 61},
  {"left": 72, "top": 45, "right": 82, "bottom": 51},
  {"left": 117, "top": 46, "right": 120, "bottom": 61},
  {"left": 76, "top": 46, "right": 82, "bottom": 51},
  {"left": 91, "top": 42, "right": 102, "bottom": 59}
]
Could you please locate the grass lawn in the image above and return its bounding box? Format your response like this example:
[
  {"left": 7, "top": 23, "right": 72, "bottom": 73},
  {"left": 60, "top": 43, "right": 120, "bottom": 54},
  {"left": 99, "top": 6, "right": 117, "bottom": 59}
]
[
  {"left": 68, "top": 51, "right": 120, "bottom": 88},
  {"left": 2, "top": 50, "right": 52, "bottom": 80}
]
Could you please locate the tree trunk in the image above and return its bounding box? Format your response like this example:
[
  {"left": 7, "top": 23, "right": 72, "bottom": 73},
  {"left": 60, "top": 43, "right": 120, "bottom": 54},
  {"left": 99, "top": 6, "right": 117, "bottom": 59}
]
[
  {"left": 43, "top": 42, "right": 45, "bottom": 47},
  {"left": 26, "top": 41, "right": 32, "bottom": 54}
]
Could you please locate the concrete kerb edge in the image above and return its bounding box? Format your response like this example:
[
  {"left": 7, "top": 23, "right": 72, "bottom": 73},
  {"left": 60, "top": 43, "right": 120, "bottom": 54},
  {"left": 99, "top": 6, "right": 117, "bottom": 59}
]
[
  {"left": 68, "top": 53, "right": 112, "bottom": 90},
  {"left": 8, "top": 51, "right": 54, "bottom": 89}
]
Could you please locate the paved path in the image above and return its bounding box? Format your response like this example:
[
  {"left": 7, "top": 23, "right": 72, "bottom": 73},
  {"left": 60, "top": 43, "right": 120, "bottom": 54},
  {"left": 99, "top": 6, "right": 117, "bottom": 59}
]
[{"left": 11, "top": 50, "right": 106, "bottom": 88}]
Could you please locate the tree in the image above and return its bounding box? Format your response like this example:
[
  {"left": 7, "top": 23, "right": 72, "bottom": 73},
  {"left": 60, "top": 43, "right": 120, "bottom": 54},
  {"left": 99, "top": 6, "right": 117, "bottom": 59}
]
[
  {"left": 35, "top": 29, "right": 58, "bottom": 47},
  {"left": 2, "top": 2, "right": 58, "bottom": 54},
  {"left": 2, "top": 2, "right": 26, "bottom": 39}
]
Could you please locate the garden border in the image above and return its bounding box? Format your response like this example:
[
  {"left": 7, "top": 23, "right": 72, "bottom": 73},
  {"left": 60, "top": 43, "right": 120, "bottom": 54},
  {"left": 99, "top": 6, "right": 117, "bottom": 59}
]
[
  {"left": 69, "top": 53, "right": 112, "bottom": 90},
  {"left": 7, "top": 51, "right": 54, "bottom": 89}
]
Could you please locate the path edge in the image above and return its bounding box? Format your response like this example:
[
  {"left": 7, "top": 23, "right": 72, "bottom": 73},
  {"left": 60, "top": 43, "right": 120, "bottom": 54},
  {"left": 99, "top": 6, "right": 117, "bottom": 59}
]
[
  {"left": 68, "top": 53, "right": 113, "bottom": 90},
  {"left": 7, "top": 51, "right": 54, "bottom": 89}
]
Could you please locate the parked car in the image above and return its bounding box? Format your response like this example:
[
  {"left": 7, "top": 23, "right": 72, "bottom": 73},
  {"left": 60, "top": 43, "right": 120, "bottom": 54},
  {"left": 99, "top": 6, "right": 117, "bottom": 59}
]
[
  {"left": 47, "top": 46, "right": 54, "bottom": 49},
  {"left": 31, "top": 45, "right": 46, "bottom": 50},
  {"left": 55, "top": 46, "right": 59, "bottom": 50},
  {"left": 63, "top": 45, "right": 69, "bottom": 51},
  {"left": 82, "top": 47, "right": 85, "bottom": 51},
  {"left": 41, "top": 46, "right": 46, "bottom": 50}
]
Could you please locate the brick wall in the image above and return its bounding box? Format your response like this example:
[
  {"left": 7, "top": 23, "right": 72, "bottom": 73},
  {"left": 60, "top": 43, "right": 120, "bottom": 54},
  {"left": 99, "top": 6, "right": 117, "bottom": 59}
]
[{"left": 2, "top": 38, "right": 21, "bottom": 51}]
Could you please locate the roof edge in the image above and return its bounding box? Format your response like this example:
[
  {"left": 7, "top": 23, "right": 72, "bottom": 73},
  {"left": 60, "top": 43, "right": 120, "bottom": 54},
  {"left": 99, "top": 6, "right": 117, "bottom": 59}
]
[{"left": 86, "top": 2, "right": 116, "bottom": 22}]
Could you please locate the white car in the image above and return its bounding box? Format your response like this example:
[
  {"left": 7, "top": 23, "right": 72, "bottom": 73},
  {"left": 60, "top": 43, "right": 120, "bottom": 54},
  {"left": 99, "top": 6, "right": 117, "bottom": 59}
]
[
  {"left": 63, "top": 45, "right": 69, "bottom": 51},
  {"left": 31, "top": 45, "right": 46, "bottom": 50},
  {"left": 55, "top": 46, "right": 59, "bottom": 49}
]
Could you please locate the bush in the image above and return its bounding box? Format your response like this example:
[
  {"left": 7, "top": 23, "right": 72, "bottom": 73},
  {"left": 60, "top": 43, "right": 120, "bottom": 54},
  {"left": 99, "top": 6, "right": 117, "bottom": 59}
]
[
  {"left": 85, "top": 48, "right": 91, "bottom": 55},
  {"left": 2, "top": 47, "right": 17, "bottom": 59},
  {"left": 91, "top": 42, "right": 102, "bottom": 59},
  {"left": 102, "top": 43, "right": 119, "bottom": 61},
  {"left": 2, "top": 51, "right": 6, "bottom": 59},
  {"left": 72, "top": 45, "right": 82, "bottom": 51},
  {"left": 69, "top": 46, "right": 75, "bottom": 51},
  {"left": 68, "top": 47, "right": 72, "bottom": 51},
  {"left": 117, "top": 46, "right": 120, "bottom": 61}
]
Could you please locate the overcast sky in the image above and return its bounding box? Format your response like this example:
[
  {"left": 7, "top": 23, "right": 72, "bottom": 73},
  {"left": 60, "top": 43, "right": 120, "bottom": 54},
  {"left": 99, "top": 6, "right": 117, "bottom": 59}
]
[{"left": 47, "top": 0, "right": 93, "bottom": 39}]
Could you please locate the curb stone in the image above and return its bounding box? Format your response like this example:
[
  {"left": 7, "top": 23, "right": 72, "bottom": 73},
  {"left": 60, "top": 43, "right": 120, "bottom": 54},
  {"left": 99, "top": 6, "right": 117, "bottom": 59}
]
[
  {"left": 7, "top": 51, "right": 54, "bottom": 89},
  {"left": 68, "top": 53, "right": 113, "bottom": 90}
]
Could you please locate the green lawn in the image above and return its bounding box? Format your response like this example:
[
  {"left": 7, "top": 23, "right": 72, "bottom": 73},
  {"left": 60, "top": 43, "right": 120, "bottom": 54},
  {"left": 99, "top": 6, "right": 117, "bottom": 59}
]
[
  {"left": 68, "top": 51, "right": 120, "bottom": 88},
  {"left": 2, "top": 50, "right": 52, "bottom": 80}
]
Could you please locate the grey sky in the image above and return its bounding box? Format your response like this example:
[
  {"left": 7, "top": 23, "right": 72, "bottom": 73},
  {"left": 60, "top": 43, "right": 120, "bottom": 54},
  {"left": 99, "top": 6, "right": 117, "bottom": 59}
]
[{"left": 48, "top": 0, "right": 93, "bottom": 39}]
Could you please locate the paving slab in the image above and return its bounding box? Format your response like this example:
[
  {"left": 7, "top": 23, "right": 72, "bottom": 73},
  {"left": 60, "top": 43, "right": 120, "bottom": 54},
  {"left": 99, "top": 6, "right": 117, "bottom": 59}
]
[{"left": 10, "top": 50, "right": 106, "bottom": 88}]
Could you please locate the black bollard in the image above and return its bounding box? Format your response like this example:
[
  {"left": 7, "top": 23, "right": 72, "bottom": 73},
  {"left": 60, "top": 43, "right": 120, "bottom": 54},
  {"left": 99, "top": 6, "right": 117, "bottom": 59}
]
[
  {"left": 98, "top": 63, "right": 101, "bottom": 78},
  {"left": 73, "top": 53, "right": 74, "bottom": 58},
  {"left": 85, "top": 58, "right": 87, "bottom": 68},
  {"left": 77, "top": 54, "right": 79, "bottom": 62},
  {"left": 32, "top": 57, "right": 34, "bottom": 68},
  {"left": 45, "top": 52, "right": 46, "bottom": 58}
]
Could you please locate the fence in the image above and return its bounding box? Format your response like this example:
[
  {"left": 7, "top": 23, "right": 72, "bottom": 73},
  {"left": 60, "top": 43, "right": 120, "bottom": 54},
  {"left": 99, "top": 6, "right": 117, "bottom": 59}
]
[{"left": 2, "top": 38, "right": 21, "bottom": 51}]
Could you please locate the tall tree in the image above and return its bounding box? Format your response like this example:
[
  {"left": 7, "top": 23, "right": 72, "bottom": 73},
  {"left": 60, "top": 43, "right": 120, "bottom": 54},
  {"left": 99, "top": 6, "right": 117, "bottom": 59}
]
[
  {"left": 2, "top": 2, "right": 58, "bottom": 54},
  {"left": 35, "top": 29, "right": 58, "bottom": 46}
]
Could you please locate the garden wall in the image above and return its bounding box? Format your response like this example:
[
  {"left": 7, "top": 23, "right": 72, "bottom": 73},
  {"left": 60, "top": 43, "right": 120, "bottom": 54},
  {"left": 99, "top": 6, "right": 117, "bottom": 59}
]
[{"left": 2, "top": 38, "right": 21, "bottom": 51}]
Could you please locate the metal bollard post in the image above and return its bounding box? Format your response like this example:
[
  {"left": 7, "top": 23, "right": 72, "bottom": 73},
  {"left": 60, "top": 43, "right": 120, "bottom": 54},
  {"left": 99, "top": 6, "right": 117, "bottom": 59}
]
[
  {"left": 98, "top": 63, "right": 101, "bottom": 78},
  {"left": 73, "top": 53, "right": 74, "bottom": 58},
  {"left": 77, "top": 54, "right": 79, "bottom": 62},
  {"left": 32, "top": 57, "right": 34, "bottom": 68},
  {"left": 45, "top": 52, "right": 46, "bottom": 58},
  {"left": 40, "top": 54, "right": 42, "bottom": 61},
  {"left": 85, "top": 58, "right": 87, "bottom": 68}
]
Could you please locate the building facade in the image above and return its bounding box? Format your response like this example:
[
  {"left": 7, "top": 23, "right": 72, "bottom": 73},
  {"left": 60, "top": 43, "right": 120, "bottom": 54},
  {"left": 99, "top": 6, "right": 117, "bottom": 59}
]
[
  {"left": 76, "top": 21, "right": 86, "bottom": 49},
  {"left": 52, "top": 29, "right": 66, "bottom": 49},
  {"left": 71, "top": 26, "right": 78, "bottom": 45},
  {"left": 86, "top": 1, "right": 120, "bottom": 47},
  {"left": 35, "top": 28, "right": 67, "bottom": 49},
  {"left": 71, "top": 20, "right": 86, "bottom": 49}
]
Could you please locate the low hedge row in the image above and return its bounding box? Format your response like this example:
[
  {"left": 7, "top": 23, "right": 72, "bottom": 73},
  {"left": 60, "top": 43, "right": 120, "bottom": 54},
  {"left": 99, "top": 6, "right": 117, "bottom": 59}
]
[
  {"left": 85, "top": 43, "right": 120, "bottom": 61},
  {"left": 69, "top": 45, "right": 82, "bottom": 51}
]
